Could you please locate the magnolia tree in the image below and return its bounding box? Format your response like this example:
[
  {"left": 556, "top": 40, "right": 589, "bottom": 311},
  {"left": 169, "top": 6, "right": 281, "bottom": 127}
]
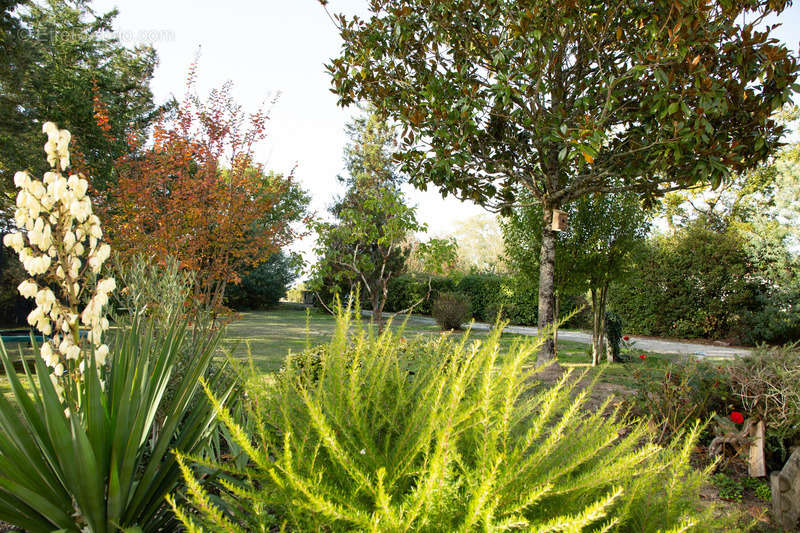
[
  {"left": 3, "top": 122, "right": 114, "bottom": 392},
  {"left": 322, "top": 0, "right": 800, "bottom": 359}
]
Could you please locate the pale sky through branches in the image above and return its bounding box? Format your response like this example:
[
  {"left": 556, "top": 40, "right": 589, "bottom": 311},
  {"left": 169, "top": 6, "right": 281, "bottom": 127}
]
[{"left": 93, "top": 0, "right": 800, "bottom": 264}]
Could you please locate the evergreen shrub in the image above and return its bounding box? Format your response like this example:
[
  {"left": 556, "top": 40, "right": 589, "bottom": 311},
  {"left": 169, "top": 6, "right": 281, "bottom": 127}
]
[
  {"left": 608, "top": 222, "right": 800, "bottom": 344},
  {"left": 455, "top": 273, "right": 504, "bottom": 322},
  {"left": 224, "top": 252, "right": 299, "bottom": 310},
  {"left": 172, "top": 308, "right": 722, "bottom": 532}
]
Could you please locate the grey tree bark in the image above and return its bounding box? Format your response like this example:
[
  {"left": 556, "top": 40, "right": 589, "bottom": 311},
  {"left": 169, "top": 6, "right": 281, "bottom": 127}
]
[
  {"left": 590, "top": 285, "right": 608, "bottom": 366},
  {"left": 537, "top": 208, "right": 556, "bottom": 361},
  {"left": 371, "top": 281, "right": 387, "bottom": 333}
]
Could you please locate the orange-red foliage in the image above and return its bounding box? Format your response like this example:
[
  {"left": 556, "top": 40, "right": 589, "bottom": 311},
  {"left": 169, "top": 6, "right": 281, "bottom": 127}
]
[
  {"left": 91, "top": 80, "right": 113, "bottom": 138},
  {"left": 104, "top": 73, "right": 305, "bottom": 309}
]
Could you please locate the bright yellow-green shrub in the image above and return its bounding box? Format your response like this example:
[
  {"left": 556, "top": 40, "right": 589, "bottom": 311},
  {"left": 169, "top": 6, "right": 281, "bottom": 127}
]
[{"left": 172, "top": 308, "right": 723, "bottom": 532}]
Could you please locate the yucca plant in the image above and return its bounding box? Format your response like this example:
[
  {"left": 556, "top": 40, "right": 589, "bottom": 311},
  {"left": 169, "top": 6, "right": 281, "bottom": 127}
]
[
  {"left": 0, "top": 120, "right": 236, "bottom": 532},
  {"left": 0, "top": 314, "right": 233, "bottom": 532},
  {"left": 172, "top": 306, "right": 726, "bottom": 532}
]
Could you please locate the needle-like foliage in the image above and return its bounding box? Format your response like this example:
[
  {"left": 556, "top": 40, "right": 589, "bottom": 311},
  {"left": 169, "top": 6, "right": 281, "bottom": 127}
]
[{"left": 174, "top": 305, "right": 724, "bottom": 532}]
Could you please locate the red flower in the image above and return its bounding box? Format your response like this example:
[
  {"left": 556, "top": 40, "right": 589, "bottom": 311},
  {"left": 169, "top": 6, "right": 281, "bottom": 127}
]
[
  {"left": 729, "top": 411, "right": 744, "bottom": 425},
  {"left": 623, "top": 335, "right": 630, "bottom": 341},
  {"left": 639, "top": 354, "right": 646, "bottom": 360}
]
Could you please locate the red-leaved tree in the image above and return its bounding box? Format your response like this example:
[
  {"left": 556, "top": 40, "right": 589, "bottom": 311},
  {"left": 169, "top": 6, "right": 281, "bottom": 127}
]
[{"left": 103, "top": 70, "right": 309, "bottom": 310}]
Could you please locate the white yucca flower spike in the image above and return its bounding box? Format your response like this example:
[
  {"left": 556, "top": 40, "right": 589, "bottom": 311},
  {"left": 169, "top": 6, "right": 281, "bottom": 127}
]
[{"left": 3, "top": 121, "right": 115, "bottom": 383}]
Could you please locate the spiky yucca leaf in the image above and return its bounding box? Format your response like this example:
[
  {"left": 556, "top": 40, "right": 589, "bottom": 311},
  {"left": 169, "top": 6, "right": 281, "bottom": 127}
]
[
  {"left": 0, "top": 313, "right": 232, "bottom": 533},
  {"left": 175, "top": 306, "right": 721, "bottom": 532}
]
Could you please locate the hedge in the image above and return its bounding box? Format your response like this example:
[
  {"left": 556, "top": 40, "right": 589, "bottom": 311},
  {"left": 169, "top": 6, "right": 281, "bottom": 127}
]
[
  {"left": 609, "top": 231, "right": 758, "bottom": 340},
  {"left": 608, "top": 224, "right": 800, "bottom": 345},
  {"left": 383, "top": 274, "right": 456, "bottom": 315},
  {"left": 384, "top": 272, "right": 590, "bottom": 329},
  {"left": 455, "top": 274, "right": 505, "bottom": 322}
]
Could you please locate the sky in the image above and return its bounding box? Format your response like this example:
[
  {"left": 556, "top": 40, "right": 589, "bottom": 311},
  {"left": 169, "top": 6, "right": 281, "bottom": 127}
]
[{"left": 92, "top": 0, "right": 800, "bottom": 261}]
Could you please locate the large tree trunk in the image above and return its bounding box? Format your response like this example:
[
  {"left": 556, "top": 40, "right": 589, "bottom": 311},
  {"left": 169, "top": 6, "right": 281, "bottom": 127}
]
[
  {"left": 591, "top": 285, "right": 609, "bottom": 366},
  {"left": 591, "top": 288, "right": 602, "bottom": 366},
  {"left": 538, "top": 210, "right": 557, "bottom": 361}
]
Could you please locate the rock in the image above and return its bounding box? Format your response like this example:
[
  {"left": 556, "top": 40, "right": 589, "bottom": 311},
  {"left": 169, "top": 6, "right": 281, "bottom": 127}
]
[{"left": 771, "top": 447, "right": 800, "bottom": 530}]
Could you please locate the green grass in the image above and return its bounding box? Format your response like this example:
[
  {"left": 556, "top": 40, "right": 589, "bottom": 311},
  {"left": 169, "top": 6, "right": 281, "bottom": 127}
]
[
  {"left": 219, "top": 307, "right": 682, "bottom": 383},
  {"left": 0, "top": 341, "right": 36, "bottom": 402},
  {"left": 1, "top": 306, "right": 699, "bottom": 399}
]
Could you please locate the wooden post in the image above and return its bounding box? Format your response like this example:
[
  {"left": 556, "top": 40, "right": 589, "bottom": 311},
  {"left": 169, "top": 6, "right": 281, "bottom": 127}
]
[{"left": 749, "top": 420, "right": 766, "bottom": 477}]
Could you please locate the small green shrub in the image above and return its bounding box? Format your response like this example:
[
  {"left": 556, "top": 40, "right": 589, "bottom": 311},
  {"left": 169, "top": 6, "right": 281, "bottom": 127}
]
[
  {"left": 605, "top": 311, "right": 624, "bottom": 362},
  {"left": 172, "top": 308, "right": 722, "bottom": 532},
  {"left": 751, "top": 480, "right": 772, "bottom": 502},
  {"left": 112, "top": 255, "right": 196, "bottom": 324},
  {"left": 712, "top": 474, "right": 743, "bottom": 502},
  {"left": 432, "top": 291, "right": 472, "bottom": 330},
  {"left": 281, "top": 343, "right": 327, "bottom": 384},
  {"left": 711, "top": 474, "right": 771, "bottom": 503},
  {"left": 113, "top": 255, "right": 227, "bottom": 424}
]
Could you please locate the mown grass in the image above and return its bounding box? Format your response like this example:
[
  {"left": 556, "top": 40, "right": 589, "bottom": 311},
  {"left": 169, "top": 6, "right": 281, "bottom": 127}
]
[
  {"left": 2, "top": 306, "right": 712, "bottom": 400},
  {"left": 218, "top": 307, "right": 686, "bottom": 384}
]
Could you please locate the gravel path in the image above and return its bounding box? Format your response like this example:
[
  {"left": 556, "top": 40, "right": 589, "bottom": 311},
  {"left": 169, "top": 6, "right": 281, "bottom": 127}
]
[{"left": 368, "top": 312, "right": 751, "bottom": 358}]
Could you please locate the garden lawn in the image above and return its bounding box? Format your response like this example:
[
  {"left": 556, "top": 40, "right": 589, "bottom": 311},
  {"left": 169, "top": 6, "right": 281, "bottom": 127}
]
[
  {"left": 219, "top": 306, "right": 690, "bottom": 386},
  {"left": 1, "top": 306, "right": 725, "bottom": 401}
]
